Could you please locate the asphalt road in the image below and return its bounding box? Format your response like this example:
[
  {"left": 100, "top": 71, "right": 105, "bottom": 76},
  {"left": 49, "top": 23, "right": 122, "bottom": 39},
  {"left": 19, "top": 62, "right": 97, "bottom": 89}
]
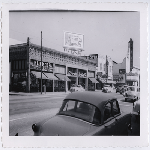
[{"left": 9, "top": 91, "right": 138, "bottom": 136}]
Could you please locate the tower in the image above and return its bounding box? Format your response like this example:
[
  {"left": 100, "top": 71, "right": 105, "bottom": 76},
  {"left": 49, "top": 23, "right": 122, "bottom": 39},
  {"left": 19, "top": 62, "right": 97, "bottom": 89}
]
[{"left": 128, "top": 38, "right": 133, "bottom": 71}]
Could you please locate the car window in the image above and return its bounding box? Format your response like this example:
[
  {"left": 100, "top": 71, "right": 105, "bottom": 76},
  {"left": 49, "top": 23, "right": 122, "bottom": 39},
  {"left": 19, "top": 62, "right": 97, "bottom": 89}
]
[
  {"left": 58, "top": 100, "right": 101, "bottom": 125},
  {"left": 112, "top": 100, "right": 120, "bottom": 116},
  {"left": 104, "top": 102, "right": 112, "bottom": 122}
]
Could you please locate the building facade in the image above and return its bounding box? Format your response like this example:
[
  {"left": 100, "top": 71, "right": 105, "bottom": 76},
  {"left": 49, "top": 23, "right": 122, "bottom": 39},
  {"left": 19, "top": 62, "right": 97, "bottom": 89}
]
[
  {"left": 112, "top": 38, "right": 140, "bottom": 87},
  {"left": 81, "top": 54, "right": 114, "bottom": 89},
  {"left": 9, "top": 38, "right": 97, "bottom": 92}
]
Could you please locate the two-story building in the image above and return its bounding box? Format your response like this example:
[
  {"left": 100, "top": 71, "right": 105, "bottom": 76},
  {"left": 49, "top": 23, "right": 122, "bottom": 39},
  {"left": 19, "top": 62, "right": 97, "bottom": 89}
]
[{"left": 9, "top": 38, "right": 97, "bottom": 92}]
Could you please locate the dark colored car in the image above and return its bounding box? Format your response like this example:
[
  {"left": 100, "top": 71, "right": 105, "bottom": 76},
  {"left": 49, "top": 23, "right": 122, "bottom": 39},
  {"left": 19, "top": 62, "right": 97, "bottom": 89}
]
[
  {"left": 116, "top": 85, "right": 123, "bottom": 93},
  {"left": 32, "top": 92, "right": 132, "bottom": 136}
]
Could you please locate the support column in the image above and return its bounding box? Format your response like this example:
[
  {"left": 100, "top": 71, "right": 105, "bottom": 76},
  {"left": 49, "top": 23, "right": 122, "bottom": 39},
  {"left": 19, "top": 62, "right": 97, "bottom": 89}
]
[
  {"left": 76, "top": 68, "right": 78, "bottom": 85},
  {"left": 65, "top": 65, "right": 68, "bottom": 92},
  {"left": 85, "top": 69, "right": 88, "bottom": 91},
  {"left": 53, "top": 63, "right": 55, "bottom": 92},
  {"left": 26, "top": 37, "right": 30, "bottom": 93}
]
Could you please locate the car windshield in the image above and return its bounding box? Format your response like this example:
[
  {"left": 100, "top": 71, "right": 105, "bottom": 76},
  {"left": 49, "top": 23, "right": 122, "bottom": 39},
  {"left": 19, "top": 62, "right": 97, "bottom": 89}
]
[
  {"left": 128, "top": 87, "right": 135, "bottom": 91},
  {"left": 58, "top": 100, "right": 101, "bottom": 125}
]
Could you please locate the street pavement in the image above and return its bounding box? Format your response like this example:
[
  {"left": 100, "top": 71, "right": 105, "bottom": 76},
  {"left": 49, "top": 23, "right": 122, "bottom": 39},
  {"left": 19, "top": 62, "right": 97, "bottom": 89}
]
[{"left": 9, "top": 91, "right": 140, "bottom": 136}]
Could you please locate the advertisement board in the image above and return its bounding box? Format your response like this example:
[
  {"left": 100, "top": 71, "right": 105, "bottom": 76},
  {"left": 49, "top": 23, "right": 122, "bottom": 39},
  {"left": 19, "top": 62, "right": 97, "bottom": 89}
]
[
  {"left": 81, "top": 54, "right": 98, "bottom": 67},
  {"left": 64, "top": 32, "right": 84, "bottom": 49},
  {"left": 119, "top": 69, "right": 126, "bottom": 74}
]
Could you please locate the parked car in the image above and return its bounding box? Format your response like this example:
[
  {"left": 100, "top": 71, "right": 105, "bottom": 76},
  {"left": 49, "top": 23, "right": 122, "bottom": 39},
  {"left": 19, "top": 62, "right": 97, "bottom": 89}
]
[
  {"left": 102, "top": 85, "right": 113, "bottom": 93},
  {"left": 132, "top": 100, "right": 140, "bottom": 123},
  {"left": 32, "top": 92, "right": 132, "bottom": 136},
  {"left": 70, "top": 84, "right": 85, "bottom": 93},
  {"left": 125, "top": 86, "right": 140, "bottom": 102},
  {"left": 116, "top": 85, "right": 123, "bottom": 93},
  {"left": 120, "top": 85, "right": 128, "bottom": 95}
]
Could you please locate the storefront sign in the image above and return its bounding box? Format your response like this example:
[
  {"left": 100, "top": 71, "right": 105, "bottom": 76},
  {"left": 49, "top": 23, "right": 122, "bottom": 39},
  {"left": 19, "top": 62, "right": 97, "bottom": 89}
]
[
  {"left": 119, "top": 69, "right": 126, "bottom": 74},
  {"left": 126, "top": 75, "right": 138, "bottom": 81},
  {"left": 81, "top": 54, "right": 98, "bottom": 67},
  {"left": 30, "top": 64, "right": 53, "bottom": 72},
  {"left": 78, "top": 72, "right": 87, "bottom": 78},
  {"left": 68, "top": 71, "right": 77, "bottom": 76}
]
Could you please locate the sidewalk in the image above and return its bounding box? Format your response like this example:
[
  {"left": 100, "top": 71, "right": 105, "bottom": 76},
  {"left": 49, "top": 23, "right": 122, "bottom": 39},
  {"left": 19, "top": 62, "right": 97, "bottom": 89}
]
[{"left": 9, "top": 91, "right": 70, "bottom": 96}]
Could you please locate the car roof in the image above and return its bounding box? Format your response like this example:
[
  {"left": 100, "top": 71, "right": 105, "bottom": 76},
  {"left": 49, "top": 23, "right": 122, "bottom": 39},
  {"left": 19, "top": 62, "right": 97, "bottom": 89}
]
[{"left": 65, "top": 91, "right": 116, "bottom": 111}]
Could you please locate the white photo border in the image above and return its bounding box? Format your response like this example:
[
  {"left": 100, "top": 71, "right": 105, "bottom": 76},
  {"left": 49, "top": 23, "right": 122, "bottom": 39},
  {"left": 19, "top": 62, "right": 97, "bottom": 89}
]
[{"left": 2, "top": 3, "right": 149, "bottom": 147}]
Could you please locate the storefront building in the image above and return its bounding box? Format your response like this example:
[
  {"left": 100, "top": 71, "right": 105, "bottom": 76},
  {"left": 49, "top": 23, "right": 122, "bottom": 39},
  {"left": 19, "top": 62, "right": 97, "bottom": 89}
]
[
  {"left": 9, "top": 38, "right": 97, "bottom": 92},
  {"left": 81, "top": 54, "right": 114, "bottom": 89}
]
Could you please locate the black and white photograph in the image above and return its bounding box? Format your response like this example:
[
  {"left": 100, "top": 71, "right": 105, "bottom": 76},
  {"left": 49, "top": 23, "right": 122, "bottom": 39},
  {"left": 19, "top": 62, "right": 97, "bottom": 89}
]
[{"left": 1, "top": 2, "right": 148, "bottom": 148}]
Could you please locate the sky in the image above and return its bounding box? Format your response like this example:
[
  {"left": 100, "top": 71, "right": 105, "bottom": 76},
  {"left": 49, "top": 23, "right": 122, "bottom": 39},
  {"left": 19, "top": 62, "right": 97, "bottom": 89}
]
[{"left": 9, "top": 11, "right": 140, "bottom": 68}]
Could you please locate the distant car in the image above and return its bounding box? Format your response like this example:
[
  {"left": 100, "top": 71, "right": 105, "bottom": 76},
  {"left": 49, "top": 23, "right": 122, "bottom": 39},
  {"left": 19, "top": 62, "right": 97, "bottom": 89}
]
[
  {"left": 116, "top": 85, "right": 123, "bottom": 93},
  {"left": 102, "top": 85, "right": 113, "bottom": 93},
  {"left": 32, "top": 92, "right": 132, "bottom": 136},
  {"left": 70, "top": 84, "right": 85, "bottom": 93},
  {"left": 120, "top": 85, "right": 128, "bottom": 95},
  {"left": 125, "top": 86, "right": 140, "bottom": 102},
  {"left": 132, "top": 100, "right": 140, "bottom": 123}
]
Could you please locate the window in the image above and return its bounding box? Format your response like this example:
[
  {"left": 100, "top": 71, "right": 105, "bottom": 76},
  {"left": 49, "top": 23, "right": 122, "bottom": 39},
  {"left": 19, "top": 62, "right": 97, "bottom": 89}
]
[
  {"left": 16, "top": 61, "right": 18, "bottom": 69},
  {"left": 100, "top": 63, "right": 102, "bottom": 71},
  {"left": 104, "top": 64, "right": 105, "bottom": 71},
  {"left": 104, "top": 102, "right": 112, "bottom": 122},
  {"left": 112, "top": 100, "right": 120, "bottom": 116},
  {"left": 58, "top": 100, "right": 101, "bottom": 125}
]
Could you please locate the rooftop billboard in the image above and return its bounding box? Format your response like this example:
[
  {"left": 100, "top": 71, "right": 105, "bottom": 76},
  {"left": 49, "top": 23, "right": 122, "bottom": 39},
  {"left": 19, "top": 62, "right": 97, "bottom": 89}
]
[{"left": 64, "top": 32, "right": 84, "bottom": 50}]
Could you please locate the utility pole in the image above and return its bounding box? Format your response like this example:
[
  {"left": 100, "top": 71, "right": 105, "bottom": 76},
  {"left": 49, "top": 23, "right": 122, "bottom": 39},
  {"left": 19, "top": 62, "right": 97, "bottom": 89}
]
[{"left": 41, "top": 31, "right": 43, "bottom": 94}]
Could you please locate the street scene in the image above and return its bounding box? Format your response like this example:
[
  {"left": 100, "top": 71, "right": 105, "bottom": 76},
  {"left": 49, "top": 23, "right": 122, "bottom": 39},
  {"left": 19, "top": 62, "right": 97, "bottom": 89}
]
[{"left": 9, "top": 11, "right": 140, "bottom": 136}]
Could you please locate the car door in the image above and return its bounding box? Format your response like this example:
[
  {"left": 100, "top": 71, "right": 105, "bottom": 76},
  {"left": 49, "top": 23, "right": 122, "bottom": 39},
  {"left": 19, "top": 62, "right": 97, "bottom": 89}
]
[
  {"left": 99, "top": 102, "right": 116, "bottom": 135},
  {"left": 113, "top": 100, "right": 131, "bottom": 135}
]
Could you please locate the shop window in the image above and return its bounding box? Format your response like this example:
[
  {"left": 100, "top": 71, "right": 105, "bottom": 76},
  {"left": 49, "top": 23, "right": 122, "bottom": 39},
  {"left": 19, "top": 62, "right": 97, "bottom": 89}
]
[
  {"left": 22, "top": 60, "right": 24, "bottom": 69},
  {"left": 104, "top": 64, "right": 105, "bottom": 71},
  {"left": 13, "top": 61, "right": 16, "bottom": 70},
  {"left": 100, "top": 63, "right": 102, "bottom": 71},
  {"left": 19, "top": 61, "right": 21, "bottom": 69},
  {"left": 16, "top": 61, "right": 18, "bottom": 70}
]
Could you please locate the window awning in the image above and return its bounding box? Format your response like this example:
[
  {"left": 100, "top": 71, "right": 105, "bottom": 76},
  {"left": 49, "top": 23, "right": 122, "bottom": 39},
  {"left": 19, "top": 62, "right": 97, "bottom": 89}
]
[
  {"left": 31, "top": 71, "right": 47, "bottom": 79},
  {"left": 107, "top": 80, "right": 116, "bottom": 84},
  {"left": 43, "top": 72, "right": 58, "bottom": 80},
  {"left": 89, "top": 78, "right": 99, "bottom": 83},
  {"left": 126, "top": 79, "right": 138, "bottom": 82},
  {"left": 97, "top": 75, "right": 107, "bottom": 83},
  {"left": 55, "top": 74, "right": 71, "bottom": 81}
]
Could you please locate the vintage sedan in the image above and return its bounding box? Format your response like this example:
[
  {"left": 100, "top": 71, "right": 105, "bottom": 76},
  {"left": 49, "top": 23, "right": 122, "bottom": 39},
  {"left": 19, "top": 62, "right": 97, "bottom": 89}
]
[
  {"left": 32, "top": 92, "right": 132, "bottom": 136},
  {"left": 102, "top": 85, "right": 113, "bottom": 93},
  {"left": 70, "top": 84, "right": 85, "bottom": 93},
  {"left": 125, "top": 86, "right": 140, "bottom": 102},
  {"left": 132, "top": 100, "right": 140, "bottom": 123}
]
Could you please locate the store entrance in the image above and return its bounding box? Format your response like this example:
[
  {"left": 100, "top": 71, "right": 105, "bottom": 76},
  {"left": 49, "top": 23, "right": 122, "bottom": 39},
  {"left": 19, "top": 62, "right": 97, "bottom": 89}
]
[
  {"left": 68, "top": 77, "right": 76, "bottom": 90},
  {"left": 78, "top": 78, "right": 86, "bottom": 89}
]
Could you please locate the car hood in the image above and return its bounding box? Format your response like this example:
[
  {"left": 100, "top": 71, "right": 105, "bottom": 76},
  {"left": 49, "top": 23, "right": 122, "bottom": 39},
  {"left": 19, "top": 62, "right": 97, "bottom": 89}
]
[
  {"left": 40, "top": 115, "right": 92, "bottom": 136},
  {"left": 127, "top": 91, "right": 136, "bottom": 95}
]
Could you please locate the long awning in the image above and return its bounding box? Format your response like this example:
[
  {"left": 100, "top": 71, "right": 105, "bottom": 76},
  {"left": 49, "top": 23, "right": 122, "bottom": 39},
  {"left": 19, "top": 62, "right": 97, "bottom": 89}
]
[
  {"left": 31, "top": 71, "right": 47, "bottom": 79},
  {"left": 107, "top": 80, "right": 116, "bottom": 84},
  {"left": 89, "top": 78, "right": 99, "bottom": 83},
  {"left": 55, "top": 74, "right": 71, "bottom": 81},
  {"left": 43, "top": 72, "right": 58, "bottom": 80}
]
